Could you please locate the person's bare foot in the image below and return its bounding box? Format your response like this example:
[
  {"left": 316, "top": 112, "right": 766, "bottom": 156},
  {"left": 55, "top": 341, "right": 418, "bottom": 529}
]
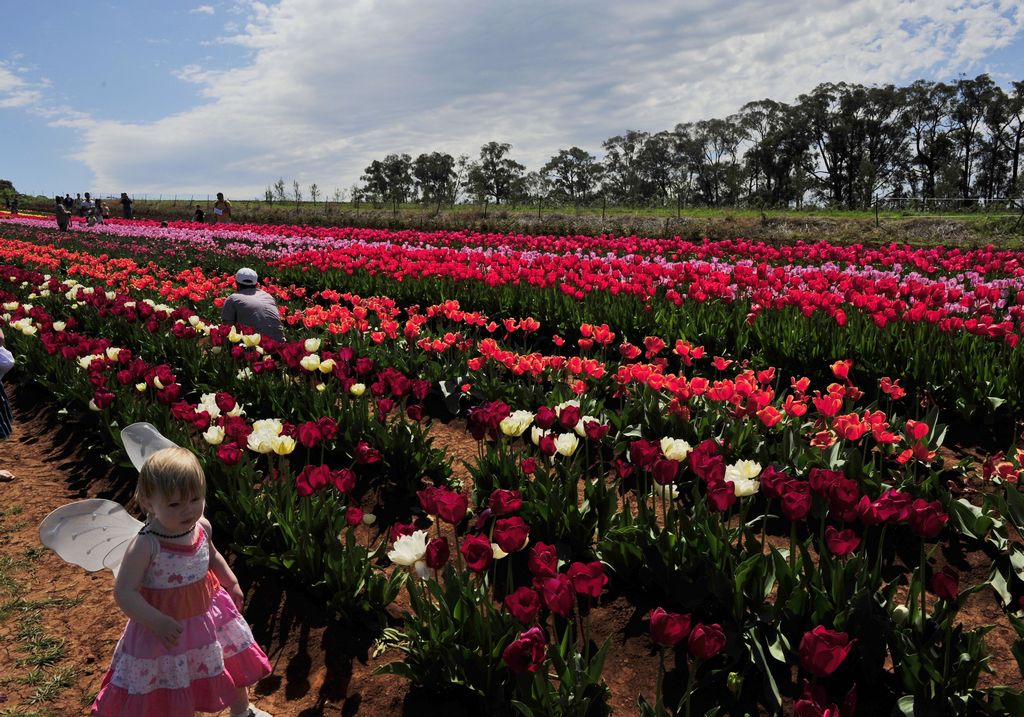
[{"left": 0, "top": 470, "right": 13, "bottom": 482}]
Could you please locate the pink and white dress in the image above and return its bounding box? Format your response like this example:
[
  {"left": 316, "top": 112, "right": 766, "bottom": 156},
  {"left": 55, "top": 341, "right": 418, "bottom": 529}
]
[{"left": 92, "top": 526, "right": 272, "bottom": 716}]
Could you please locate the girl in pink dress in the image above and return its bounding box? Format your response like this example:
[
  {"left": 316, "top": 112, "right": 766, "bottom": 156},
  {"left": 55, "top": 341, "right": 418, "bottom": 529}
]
[{"left": 92, "top": 447, "right": 272, "bottom": 716}]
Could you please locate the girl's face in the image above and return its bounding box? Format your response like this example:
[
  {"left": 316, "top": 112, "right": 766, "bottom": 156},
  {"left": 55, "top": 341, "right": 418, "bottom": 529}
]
[{"left": 145, "top": 489, "right": 205, "bottom": 534}]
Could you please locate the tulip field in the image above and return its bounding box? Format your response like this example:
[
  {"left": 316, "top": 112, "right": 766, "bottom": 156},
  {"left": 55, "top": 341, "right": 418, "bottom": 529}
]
[{"left": 4, "top": 211, "right": 1024, "bottom": 715}]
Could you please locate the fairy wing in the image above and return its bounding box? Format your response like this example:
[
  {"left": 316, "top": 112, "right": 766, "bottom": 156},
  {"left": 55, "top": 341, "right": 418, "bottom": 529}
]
[
  {"left": 38, "top": 499, "right": 143, "bottom": 577},
  {"left": 121, "top": 422, "right": 179, "bottom": 471}
]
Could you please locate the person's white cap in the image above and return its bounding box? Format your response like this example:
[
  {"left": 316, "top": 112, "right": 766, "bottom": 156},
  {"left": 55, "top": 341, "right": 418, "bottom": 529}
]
[{"left": 235, "top": 267, "right": 258, "bottom": 286}]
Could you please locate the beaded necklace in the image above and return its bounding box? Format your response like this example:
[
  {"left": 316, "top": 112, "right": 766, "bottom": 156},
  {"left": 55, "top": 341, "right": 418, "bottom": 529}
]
[{"left": 140, "top": 523, "right": 195, "bottom": 539}]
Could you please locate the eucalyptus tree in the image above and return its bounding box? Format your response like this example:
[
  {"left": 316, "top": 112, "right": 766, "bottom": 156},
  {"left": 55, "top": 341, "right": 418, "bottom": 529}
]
[
  {"left": 638, "top": 131, "right": 681, "bottom": 205},
  {"left": 738, "top": 100, "right": 813, "bottom": 207},
  {"left": 541, "top": 146, "right": 604, "bottom": 211},
  {"left": 413, "top": 151, "right": 458, "bottom": 213},
  {"left": 978, "top": 83, "right": 1024, "bottom": 199},
  {"left": 601, "top": 130, "right": 652, "bottom": 205},
  {"left": 467, "top": 142, "right": 526, "bottom": 205},
  {"left": 1005, "top": 82, "right": 1024, "bottom": 195},
  {"left": 797, "top": 82, "right": 908, "bottom": 208},
  {"left": 688, "top": 117, "right": 744, "bottom": 206},
  {"left": 904, "top": 80, "right": 956, "bottom": 199},
  {"left": 361, "top": 153, "right": 414, "bottom": 211},
  {"left": 951, "top": 74, "right": 998, "bottom": 200}
]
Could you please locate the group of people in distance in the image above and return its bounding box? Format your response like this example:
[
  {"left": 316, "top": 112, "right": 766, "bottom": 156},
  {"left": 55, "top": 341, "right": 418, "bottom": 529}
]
[
  {"left": 51, "top": 191, "right": 233, "bottom": 230},
  {"left": 192, "top": 193, "right": 232, "bottom": 223}
]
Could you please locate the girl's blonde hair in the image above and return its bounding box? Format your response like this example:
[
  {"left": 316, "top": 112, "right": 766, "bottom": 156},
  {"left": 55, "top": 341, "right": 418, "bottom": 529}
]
[{"left": 135, "top": 447, "right": 206, "bottom": 510}]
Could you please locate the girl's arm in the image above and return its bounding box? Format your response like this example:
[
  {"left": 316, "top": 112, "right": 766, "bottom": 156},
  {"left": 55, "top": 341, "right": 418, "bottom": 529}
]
[
  {"left": 113, "top": 535, "right": 183, "bottom": 648},
  {"left": 200, "top": 516, "right": 245, "bottom": 609}
]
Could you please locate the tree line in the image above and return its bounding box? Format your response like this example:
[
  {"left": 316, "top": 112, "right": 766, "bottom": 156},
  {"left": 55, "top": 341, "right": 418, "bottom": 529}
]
[{"left": 271, "top": 74, "right": 1023, "bottom": 212}]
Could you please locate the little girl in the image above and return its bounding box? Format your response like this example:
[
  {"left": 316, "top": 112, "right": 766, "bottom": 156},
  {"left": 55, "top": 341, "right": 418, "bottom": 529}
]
[{"left": 92, "top": 446, "right": 273, "bottom": 716}]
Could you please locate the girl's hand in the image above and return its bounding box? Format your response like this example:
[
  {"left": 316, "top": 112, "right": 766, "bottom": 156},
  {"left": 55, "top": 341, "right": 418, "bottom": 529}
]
[
  {"left": 227, "top": 582, "right": 245, "bottom": 611},
  {"left": 151, "top": 614, "right": 183, "bottom": 649}
]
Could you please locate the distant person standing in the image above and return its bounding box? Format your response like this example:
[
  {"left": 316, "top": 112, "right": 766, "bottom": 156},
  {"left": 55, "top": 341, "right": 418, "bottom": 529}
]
[
  {"left": 220, "top": 267, "right": 285, "bottom": 343},
  {"left": 192, "top": 205, "right": 206, "bottom": 223},
  {"left": 74, "top": 193, "right": 84, "bottom": 216},
  {"left": 82, "top": 192, "right": 95, "bottom": 218},
  {"left": 54, "top": 196, "right": 70, "bottom": 232},
  {"left": 212, "top": 192, "right": 231, "bottom": 223},
  {"left": 0, "top": 325, "right": 15, "bottom": 481},
  {"left": 63, "top": 193, "right": 73, "bottom": 210},
  {"left": 119, "top": 192, "right": 133, "bottom": 219}
]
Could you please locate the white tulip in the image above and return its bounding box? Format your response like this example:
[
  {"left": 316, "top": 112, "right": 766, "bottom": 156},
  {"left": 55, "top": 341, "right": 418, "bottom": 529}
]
[
  {"left": 725, "top": 460, "right": 762, "bottom": 497},
  {"left": 387, "top": 530, "right": 430, "bottom": 566},
  {"left": 271, "top": 435, "right": 297, "bottom": 455},
  {"left": 725, "top": 460, "right": 762, "bottom": 482},
  {"left": 554, "top": 432, "right": 579, "bottom": 457},
  {"left": 500, "top": 410, "right": 535, "bottom": 437},
  {"left": 661, "top": 437, "right": 693, "bottom": 462},
  {"left": 241, "top": 333, "right": 262, "bottom": 348},
  {"left": 299, "top": 354, "right": 321, "bottom": 372},
  {"left": 729, "top": 477, "right": 761, "bottom": 497},
  {"left": 350, "top": 382, "right": 366, "bottom": 396},
  {"left": 304, "top": 338, "right": 321, "bottom": 353},
  {"left": 203, "top": 426, "right": 225, "bottom": 445},
  {"left": 52, "top": 321, "right": 66, "bottom": 332},
  {"left": 319, "top": 358, "right": 336, "bottom": 373}
]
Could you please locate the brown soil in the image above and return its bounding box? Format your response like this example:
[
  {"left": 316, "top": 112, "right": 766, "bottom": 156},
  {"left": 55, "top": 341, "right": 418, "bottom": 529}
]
[{"left": 0, "top": 383, "right": 1020, "bottom": 716}]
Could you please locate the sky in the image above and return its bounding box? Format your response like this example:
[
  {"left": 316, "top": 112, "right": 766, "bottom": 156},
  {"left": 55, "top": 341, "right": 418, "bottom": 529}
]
[{"left": 2, "top": 0, "right": 1023, "bottom": 200}]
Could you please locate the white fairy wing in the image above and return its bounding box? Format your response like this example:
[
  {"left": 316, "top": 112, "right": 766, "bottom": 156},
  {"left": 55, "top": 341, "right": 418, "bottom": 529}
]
[
  {"left": 38, "top": 499, "right": 143, "bottom": 577},
  {"left": 121, "top": 422, "right": 179, "bottom": 471}
]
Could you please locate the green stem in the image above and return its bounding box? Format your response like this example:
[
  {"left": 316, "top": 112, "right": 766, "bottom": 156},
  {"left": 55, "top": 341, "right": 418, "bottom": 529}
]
[
  {"left": 789, "top": 520, "right": 798, "bottom": 576},
  {"left": 683, "top": 657, "right": 699, "bottom": 717}
]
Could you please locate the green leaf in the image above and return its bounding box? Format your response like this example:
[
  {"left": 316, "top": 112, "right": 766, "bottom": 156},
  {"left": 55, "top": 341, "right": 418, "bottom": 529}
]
[
  {"left": 511, "top": 700, "right": 535, "bottom": 717},
  {"left": 988, "top": 563, "right": 1012, "bottom": 607}
]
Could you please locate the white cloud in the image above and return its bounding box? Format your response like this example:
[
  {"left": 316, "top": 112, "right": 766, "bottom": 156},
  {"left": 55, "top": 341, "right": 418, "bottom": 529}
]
[
  {"left": 190, "top": 5, "right": 216, "bottom": 15},
  {"left": 0, "top": 63, "right": 44, "bottom": 109},
  {"left": 44, "top": 0, "right": 1024, "bottom": 194}
]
